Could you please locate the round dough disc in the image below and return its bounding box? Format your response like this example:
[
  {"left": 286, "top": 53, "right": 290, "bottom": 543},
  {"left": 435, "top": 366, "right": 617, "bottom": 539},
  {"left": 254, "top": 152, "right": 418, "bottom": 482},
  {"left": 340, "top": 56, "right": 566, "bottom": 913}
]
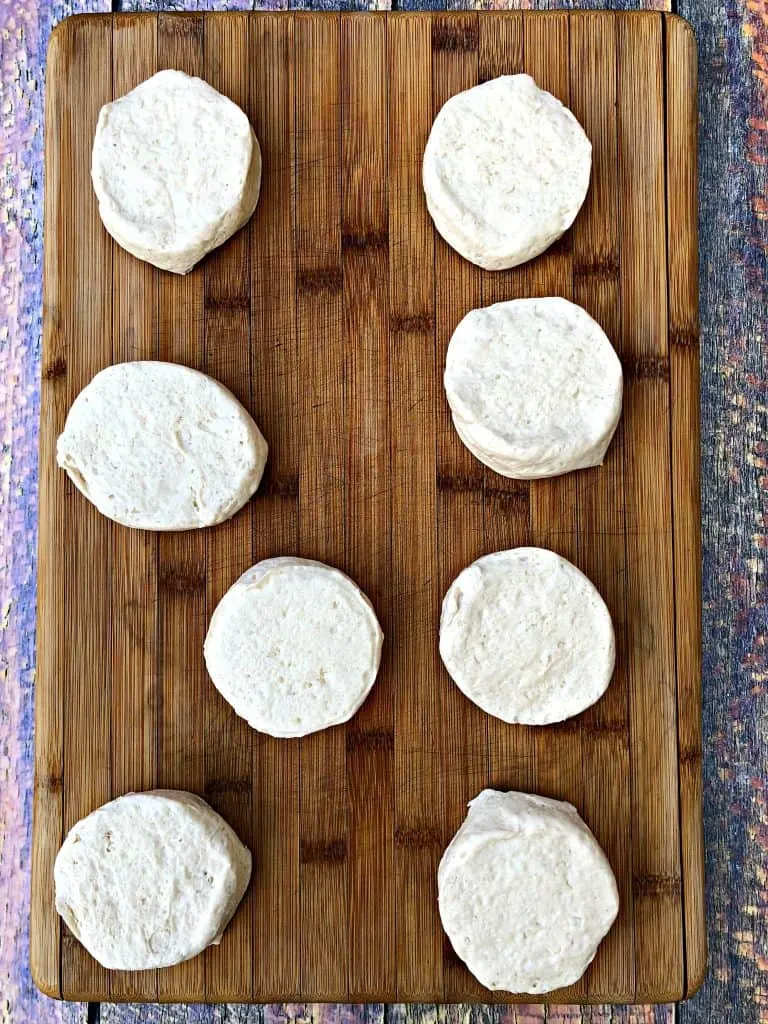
[
  {"left": 57, "top": 361, "right": 268, "bottom": 530},
  {"left": 92, "top": 69, "right": 262, "bottom": 274},
  {"left": 439, "top": 547, "right": 615, "bottom": 725},
  {"left": 444, "top": 297, "right": 623, "bottom": 479},
  {"left": 423, "top": 74, "right": 591, "bottom": 270},
  {"left": 204, "top": 557, "right": 384, "bottom": 737},
  {"left": 54, "top": 790, "right": 252, "bottom": 971},
  {"left": 438, "top": 789, "right": 619, "bottom": 994}
]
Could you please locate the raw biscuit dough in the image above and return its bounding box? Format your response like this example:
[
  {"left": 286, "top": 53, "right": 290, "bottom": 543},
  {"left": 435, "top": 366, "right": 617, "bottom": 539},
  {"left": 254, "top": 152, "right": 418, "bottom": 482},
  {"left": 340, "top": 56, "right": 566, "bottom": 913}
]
[
  {"left": 204, "top": 557, "right": 383, "bottom": 738},
  {"left": 439, "top": 547, "right": 615, "bottom": 725},
  {"left": 57, "top": 361, "right": 268, "bottom": 530},
  {"left": 92, "top": 69, "right": 261, "bottom": 274},
  {"left": 438, "top": 789, "right": 619, "bottom": 994},
  {"left": 423, "top": 74, "right": 591, "bottom": 270},
  {"left": 444, "top": 297, "right": 623, "bottom": 479},
  {"left": 54, "top": 790, "right": 252, "bottom": 971}
]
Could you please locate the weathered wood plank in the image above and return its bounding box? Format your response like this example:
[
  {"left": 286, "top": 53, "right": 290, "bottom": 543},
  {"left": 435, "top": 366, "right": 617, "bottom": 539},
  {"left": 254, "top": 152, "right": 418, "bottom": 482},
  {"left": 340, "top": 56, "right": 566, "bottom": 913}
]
[{"left": 677, "top": 0, "right": 766, "bottom": 1017}]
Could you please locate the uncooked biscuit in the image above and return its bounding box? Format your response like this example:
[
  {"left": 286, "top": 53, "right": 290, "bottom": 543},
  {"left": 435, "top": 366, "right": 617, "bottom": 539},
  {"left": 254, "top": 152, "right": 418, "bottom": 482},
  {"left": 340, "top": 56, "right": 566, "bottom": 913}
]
[
  {"left": 57, "top": 361, "right": 268, "bottom": 530},
  {"left": 438, "top": 789, "right": 619, "bottom": 994},
  {"left": 204, "top": 557, "right": 383, "bottom": 738},
  {"left": 439, "top": 547, "right": 615, "bottom": 725},
  {"left": 92, "top": 69, "right": 261, "bottom": 274},
  {"left": 423, "top": 75, "right": 591, "bottom": 270},
  {"left": 444, "top": 297, "right": 622, "bottom": 479},
  {"left": 54, "top": 790, "right": 252, "bottom": 971}
]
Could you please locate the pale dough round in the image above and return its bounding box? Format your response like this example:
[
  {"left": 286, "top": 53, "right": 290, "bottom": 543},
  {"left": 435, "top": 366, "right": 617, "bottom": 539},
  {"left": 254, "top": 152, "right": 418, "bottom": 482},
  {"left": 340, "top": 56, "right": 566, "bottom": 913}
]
[
  {"left": 444, "top": 297, "right": 623, "bottom": 479},
  {"left": 57, "top": 361, "right": 268, "bottom": 530},
  {"left": 204, "top": 557, "right": 383, "bottom": 738},
  {"left": 438, "top": 789, "right": 619, "bottom": 994},
  {"left": 439, "top": 547, "right": 615, "bottom": 725},
  {"left": 92, "top": 69, "right": 261, "bottom": 274},
  {"left": 423, "top": 74, "right": 591, "bottom": 270},
  {"left": 54, "top": 790, "right": 252, "bottom": 972}
]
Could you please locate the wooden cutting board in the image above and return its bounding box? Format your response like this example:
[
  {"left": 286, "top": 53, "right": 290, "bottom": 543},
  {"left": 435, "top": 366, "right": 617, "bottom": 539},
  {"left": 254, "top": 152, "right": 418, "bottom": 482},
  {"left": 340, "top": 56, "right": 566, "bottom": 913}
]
[{"left": 32, "top": 9, "right": 704, "bottom": 1005}]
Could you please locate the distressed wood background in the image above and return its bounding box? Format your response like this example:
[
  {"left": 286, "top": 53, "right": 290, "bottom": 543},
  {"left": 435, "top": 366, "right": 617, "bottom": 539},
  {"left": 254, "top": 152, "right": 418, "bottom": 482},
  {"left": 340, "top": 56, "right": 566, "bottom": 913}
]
[{"left": 0, "top": 0, "right": 764, "bottom": 1023}]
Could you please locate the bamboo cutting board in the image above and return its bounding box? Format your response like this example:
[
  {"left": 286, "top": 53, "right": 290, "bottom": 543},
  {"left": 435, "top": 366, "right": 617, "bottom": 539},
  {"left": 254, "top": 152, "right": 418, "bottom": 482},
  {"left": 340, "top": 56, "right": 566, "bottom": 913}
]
[{"left": 33, "top": 10, "right": 703, "bottom": 1004}]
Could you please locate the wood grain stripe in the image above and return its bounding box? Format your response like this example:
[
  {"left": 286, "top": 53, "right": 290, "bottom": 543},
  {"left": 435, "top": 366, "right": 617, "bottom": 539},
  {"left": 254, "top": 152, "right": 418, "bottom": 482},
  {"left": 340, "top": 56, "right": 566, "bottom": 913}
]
[
  {"left": 431, "top": 10, "right": 489, "bottom": 1003},
  {"left": 108, "top": 9, "right": 158, "bottom": 1003},
  {"left": 340, "top": 12, "right": 396, "bottom": 1000},
  {"left": 617, "top": 10, "right": 684, "bottom": 1001},
  {"left": 58, "top": 12, "right": 113, "bottom": 1003},
  {"left": 294, "top": 13, "right": 348, "bottom": 1001},
  {"left": 388, "top": 12, "right": 443, "bottom": 1001},
  {"left": 154, "top": 11, "right": 207, "bottom": 1004},
  {"left": 249, "top": 12, "right": 301, "bottom": 1000},
  {"left": 665, "top": 13, "right": 707, "bottom": 999},
  {"left": 201, "top": 12, "right": 255, "bottom": 1003},
  {"left": 569, "top": 10, "right": 635, "bottom": 1002},
  {"left": 526, "top": 9, "right": 585, "bottom": 1004}
]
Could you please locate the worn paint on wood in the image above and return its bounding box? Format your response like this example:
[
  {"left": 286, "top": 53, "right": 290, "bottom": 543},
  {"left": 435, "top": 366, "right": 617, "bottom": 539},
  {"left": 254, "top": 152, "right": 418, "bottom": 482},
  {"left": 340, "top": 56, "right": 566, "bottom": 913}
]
[{"left": 0, "top": 0, "right": 765, "bottom": 1022}]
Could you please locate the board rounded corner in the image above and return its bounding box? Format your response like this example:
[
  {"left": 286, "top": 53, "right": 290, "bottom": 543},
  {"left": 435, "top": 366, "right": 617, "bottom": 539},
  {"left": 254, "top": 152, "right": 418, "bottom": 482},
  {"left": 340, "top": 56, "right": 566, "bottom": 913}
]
[
  {"left": 29, "top": 948, "right": 62, "bottom": 1001},
  {"left": 684, "top": 944, "right": 709, "bottom": 1001},
  {"left": 666, "top": 12, "right": 698, "bottom": 58}
]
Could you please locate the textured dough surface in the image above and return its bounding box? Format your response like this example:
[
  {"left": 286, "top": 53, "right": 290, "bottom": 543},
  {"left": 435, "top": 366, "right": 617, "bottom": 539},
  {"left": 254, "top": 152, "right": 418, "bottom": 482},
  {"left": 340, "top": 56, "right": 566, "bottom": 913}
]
[
  {"left": 444, "top": 297, "right": 623, "bottom": 479},
  {"left": 438, "top": 789, "right": 619, "bottom": 994},
  {"left": 57, "top": 361, "right": 268, "bottom": 530},
  {"left": 204, "top": 557, "right": 383, "bottom": 737},
  {"left": 54, "top": 790, "right": 252, "bottom": 971},
  {"left": 440, "top": 547, "right": 615, "bottom": 725},
  {"left": 92, "top": 69, "right": 261, "bottom": 274},
  {"left": 423, "top": 75, "right": 591, "bottom": 270}
]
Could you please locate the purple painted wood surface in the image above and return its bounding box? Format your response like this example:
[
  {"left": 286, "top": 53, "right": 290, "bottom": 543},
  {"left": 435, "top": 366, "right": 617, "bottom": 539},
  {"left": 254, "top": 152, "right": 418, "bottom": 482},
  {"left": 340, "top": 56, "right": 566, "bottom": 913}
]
[{"left": 0, "top": 0, "right": 765, "bottom": 1022}]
